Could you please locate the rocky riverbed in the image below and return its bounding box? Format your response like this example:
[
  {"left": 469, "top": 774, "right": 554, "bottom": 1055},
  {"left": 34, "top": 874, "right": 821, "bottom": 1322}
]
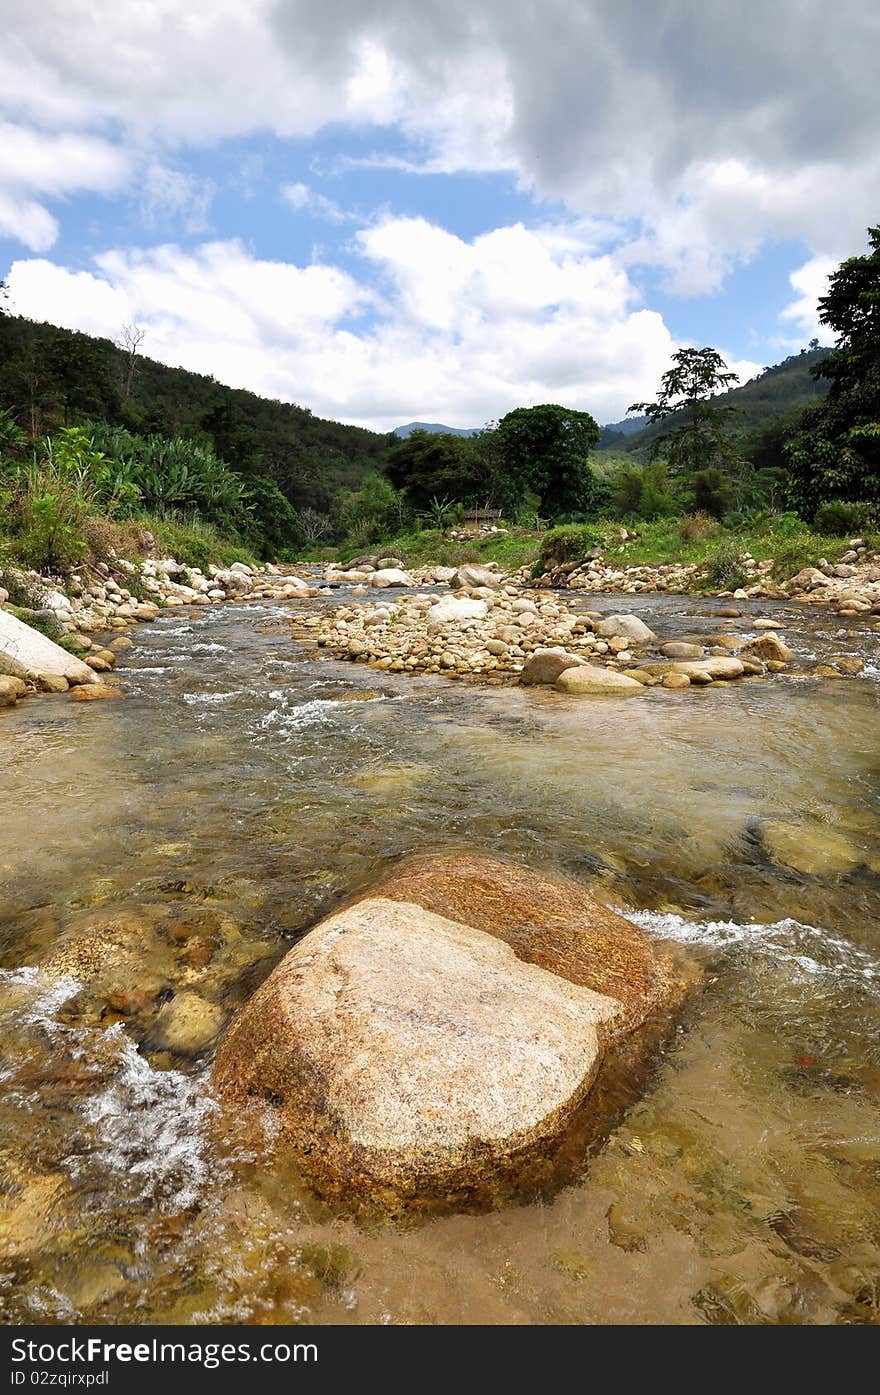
[{"left": 1, "top": 591, "right": 879, "bottom": 1324}]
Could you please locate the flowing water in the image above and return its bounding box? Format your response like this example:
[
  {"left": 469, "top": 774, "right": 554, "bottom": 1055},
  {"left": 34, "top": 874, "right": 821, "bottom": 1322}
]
[{"left": 1, "top": 590, "right": 879, "bottom": 1325}]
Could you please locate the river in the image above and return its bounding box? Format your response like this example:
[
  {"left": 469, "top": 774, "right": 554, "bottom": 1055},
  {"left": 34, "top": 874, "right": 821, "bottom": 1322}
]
[{"left": 1, "top": 590, "right": 879, "bottom": 1324}]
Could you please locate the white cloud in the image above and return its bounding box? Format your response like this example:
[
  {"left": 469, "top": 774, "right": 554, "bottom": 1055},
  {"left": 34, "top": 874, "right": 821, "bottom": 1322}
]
[
  {"left": 779, "top": 256, "right": 837, "bottom": 346},
  {"left": 140, "top": 163, "right": 216, "bottom": 234},
  {"left": 1, "top": 1, "right": 876, "bottom": 285},
  {"left": 281, "top": 182, "right": 349, "bottom": 223},
  {"left": 0, "top": 121, "right": 129, "bottom": 251},
  {"left": 6, "top": 221, "right": 690, "bottom": 429},
  {"left": 0, "top": 195, "right": 58, "bottom": 252}
]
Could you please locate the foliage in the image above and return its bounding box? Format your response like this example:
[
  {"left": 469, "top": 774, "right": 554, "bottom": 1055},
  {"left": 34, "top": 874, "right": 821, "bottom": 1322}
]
[
  {"left": 703, "top": 544, "right": 747, "bottom": 591},
  {"left": 812, "top": 500, "right": 877, "bottom": 535},
  {"left": 494, "top": 404, "right": 603, "bottom": 521},
  {"left": 536, "top": 523, "right": 604, "bottom": 569},
  {"left": 629, "top": 347, "right": 740, "bottom": 480},
  {"left": 612, "top": 460, "right": 678, "bottom": 520},
  {"left": 0, "top": 312, "right": 393, "bottom": 546},
  {"left": 385, "top": 431, "right": 499, "bottom": 512},
  {"left": 334, "top": 473, "right": 409, "bottom": 546},
  {"left": 786, "top": 225, "right": 880, "bottom": 513}
]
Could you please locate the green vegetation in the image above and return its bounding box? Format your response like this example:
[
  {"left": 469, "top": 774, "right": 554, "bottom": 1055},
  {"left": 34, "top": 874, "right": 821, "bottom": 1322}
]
[
  {"left": 786, "top": 225, "right": 880, "bottom": 515},
  {"left": 1, "top": 225, "right": 876, "bottom": 578},
  {"left": 535, "top": 510, "right": 878, "bottom": 590}
]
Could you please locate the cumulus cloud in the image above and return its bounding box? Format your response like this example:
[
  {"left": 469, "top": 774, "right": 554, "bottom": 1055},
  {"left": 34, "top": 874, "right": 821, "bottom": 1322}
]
[
  {"left": 0, "top": 121, "right": 129, "bottom": 250},
  {"left": 2, "top": 1, "right": 876, "bottom": 276},
  {"left": 7, "top": 220, "right": 710, "bottom": 429},
  {"left": 779, "top": 256, "right": 837, "bottom": 347}
]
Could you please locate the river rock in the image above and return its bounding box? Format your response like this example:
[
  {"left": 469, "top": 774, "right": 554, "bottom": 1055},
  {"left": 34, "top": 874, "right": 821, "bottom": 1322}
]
[
  {"left": 762, "top": 821, "right": 867, "bottom": 876},
  {"left": 668, "top": 656, "right": 745, "bottom": 680},
  {"left": 213, "top": 855, "right": 692, "bottom": 1208},
  {"left": 370, "top": 569, "right": 415, "bottom": 588},
  {"left": 659, "top": 641, "right": 704, "bottom": 660},
  {"left": 150, "top": 991, "right": 226, "bottom": 1055},
  {"left": 426, "top": 596, "right": 489, "bottom": 625},
  {"left": 554, "top": 663, "right": 644, "bottom": 696},
  {"left": 40, "top": 910, "right": 174, "bottom": 1012},
  {"left": 0, "top": 675, "right": 20, "bottom": 706},
  {"left": 661, "top": 672, "right": 691, "bottom": 689},
  {"left": 740, "top": 633, "right": 795, "bottom": 663},
  {"left": 594, "top": 614, "right": 656, "bottom": 643},
  {"left": 519, "top": 649, "right": 584, "bottom": 686},
  {"left": 69, "top": 683, "right": 123, "bottom": 701},
  {"left": 0, "top": 609, "right": 98, "bottom": 687},
  {"left": 450, "top": 564, "right": 502, "bottom": 590}
]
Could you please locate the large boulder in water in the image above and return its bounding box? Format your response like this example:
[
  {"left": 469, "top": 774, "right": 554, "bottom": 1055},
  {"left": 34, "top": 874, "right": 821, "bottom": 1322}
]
[
  {"left": 213, "top": 855, "right": 694, "bottom": 1210},
  {"left": 0, "top": 609, "right": 97, "bottom": 686}
]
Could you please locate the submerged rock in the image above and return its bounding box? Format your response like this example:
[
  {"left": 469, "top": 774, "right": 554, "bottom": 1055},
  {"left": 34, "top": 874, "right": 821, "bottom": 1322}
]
[
  {"left": 213, "top": 855, "right": 694, "bottom": 1210},
  {"left": 741, "top": 633, "right": 795, "bottom": 663},
  {"left": 69, "top": 682, "right": 123, "bottom": 701}
]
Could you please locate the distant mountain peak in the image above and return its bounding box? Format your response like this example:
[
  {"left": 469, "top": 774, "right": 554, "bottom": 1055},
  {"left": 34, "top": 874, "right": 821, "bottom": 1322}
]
[{"left": 393, "top": 421, "right": 481, "bottom": 438}]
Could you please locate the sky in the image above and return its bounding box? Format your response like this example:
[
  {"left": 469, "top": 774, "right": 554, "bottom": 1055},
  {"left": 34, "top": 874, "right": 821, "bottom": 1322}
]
[{"left": 1, "top": 1, "right": 877, "bottom": 433}]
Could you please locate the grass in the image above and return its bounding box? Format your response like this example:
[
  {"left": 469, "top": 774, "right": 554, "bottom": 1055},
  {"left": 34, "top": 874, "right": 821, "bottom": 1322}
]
[
  {"left": 1, "top": 507, "right": 259, "bottom": 581},
  {"left": 303, "top": 526, "right": 543, "bottom": 571}
]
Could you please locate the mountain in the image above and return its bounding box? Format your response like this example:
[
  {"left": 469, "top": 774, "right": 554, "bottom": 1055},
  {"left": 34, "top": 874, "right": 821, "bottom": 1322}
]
[
  {"left": 394, "top": 421, "right": 481, "bottom": 438},
  {"left": 613, "top": 347, "right": 831, "bottom": 455}
]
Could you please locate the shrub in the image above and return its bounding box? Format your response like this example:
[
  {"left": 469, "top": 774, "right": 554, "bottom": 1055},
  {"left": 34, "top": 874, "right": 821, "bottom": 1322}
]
[
  {"left": 536, "top": 523, "right": 603, "bottom": 570},
  {"left": 678, "top": 511, "right": 719, "bottom": 543},
  {"left": 813, "top": 500, "right": 876, "bottom": 535},
  {"left": 703, "top": 543, "right": 747, "bottom": 591}
]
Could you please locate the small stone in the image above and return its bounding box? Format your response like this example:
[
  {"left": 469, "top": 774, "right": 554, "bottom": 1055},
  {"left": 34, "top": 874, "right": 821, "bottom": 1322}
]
[
  {"left": 662, "top": 672, "right": 691, "bottom": 689},
  {"left": 69, "top": 682, "right": 123, "bottom": 701}
]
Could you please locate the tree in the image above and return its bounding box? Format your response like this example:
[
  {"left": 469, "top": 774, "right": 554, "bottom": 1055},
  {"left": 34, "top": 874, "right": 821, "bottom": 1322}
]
[
  {"left": 385, "top": 430, "right": 498, "bottom": 511},
  {"left": 117, "top": 324, "right": 146, "bottom": 401},
  {"left": 629, "top": 347, "right": 740, "bottom": 478},
  {"left": 785, "top": 225, "right": 880, "bottom": 514},
  {"left": 494, "top": 404, "right": 602, "bottom": 520}
]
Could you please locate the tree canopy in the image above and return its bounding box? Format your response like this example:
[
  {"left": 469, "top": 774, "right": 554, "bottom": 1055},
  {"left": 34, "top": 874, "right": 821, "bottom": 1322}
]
[
  {"left": 629, "top": 347, "right": 740, "bottom": 479},
  {"left": 785, "top": 225, "right": 880, "bottom": 514},
  {"left": 494, "top": 404, "right": 603, "bottom": 520}
]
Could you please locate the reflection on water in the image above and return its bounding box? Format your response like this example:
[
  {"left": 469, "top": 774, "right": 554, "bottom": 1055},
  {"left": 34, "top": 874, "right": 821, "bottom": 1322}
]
[{"left": 1, "top": 593, "right": 879, "bottom": 1324}]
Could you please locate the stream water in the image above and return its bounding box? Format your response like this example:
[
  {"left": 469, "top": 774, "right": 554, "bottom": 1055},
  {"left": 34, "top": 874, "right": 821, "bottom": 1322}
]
[{"left": 1, "top": 590, "right": 879, "bottom": 1325}]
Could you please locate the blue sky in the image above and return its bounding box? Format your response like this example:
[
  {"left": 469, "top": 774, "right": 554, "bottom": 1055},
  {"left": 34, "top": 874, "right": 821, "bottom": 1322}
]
[{"left": 1, "top": 2, "right": 875, "bottom": 432}]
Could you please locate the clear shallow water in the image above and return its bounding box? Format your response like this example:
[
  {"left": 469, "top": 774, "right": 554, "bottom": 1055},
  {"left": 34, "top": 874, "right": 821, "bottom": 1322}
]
[{"left": 1, "top": 593, "right": 879, "bottom": 1325}]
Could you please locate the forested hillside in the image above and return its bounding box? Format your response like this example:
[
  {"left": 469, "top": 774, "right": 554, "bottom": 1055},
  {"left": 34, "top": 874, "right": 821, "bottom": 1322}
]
[
  {"left": 0, "top": 314, "right": 393, "bottom": 521},
  {"left": 616, "top": 346, "right": 830, "bottom": 456}
]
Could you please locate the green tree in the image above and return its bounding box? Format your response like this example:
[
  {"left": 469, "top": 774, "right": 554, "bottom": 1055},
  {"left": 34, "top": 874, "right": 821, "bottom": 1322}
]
[
  {"left": 335, "top": 473, "right": 407, "bottom": 544},
  {"left": 629, "top": 347, "right": 740, "bottom": 478},
  {"left": 494, "top": 404, "right": 602, "bottom": 520},
  {"left": 385, "top": 430, "right": 498, "bottom": 511},
  {"left": 785, "top": 225, "right": 880, "bottom": 514}
]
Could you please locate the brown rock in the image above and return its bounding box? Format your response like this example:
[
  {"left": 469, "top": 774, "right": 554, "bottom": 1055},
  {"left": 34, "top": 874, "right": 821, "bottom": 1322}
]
[
  {"left": 659, "top": 641, "right": 703, "bottom": 660},
  {"left": 662, "top": 672, "right": 691, "bottom": 689},
  {"left": 519, "top": 648, "right": 583, "bottom": 685},
  {"left": 741, "top": 633, "right": 795, "bottom": 663},
  {"left": 554, "top": 663, "right": 644, "bottom": 696},
  {"left": 213, "top": 855, "right": 695, "bottom": 1211},
  {"left": 69, "top": 682, "right": 123, "bottom": 701}
]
